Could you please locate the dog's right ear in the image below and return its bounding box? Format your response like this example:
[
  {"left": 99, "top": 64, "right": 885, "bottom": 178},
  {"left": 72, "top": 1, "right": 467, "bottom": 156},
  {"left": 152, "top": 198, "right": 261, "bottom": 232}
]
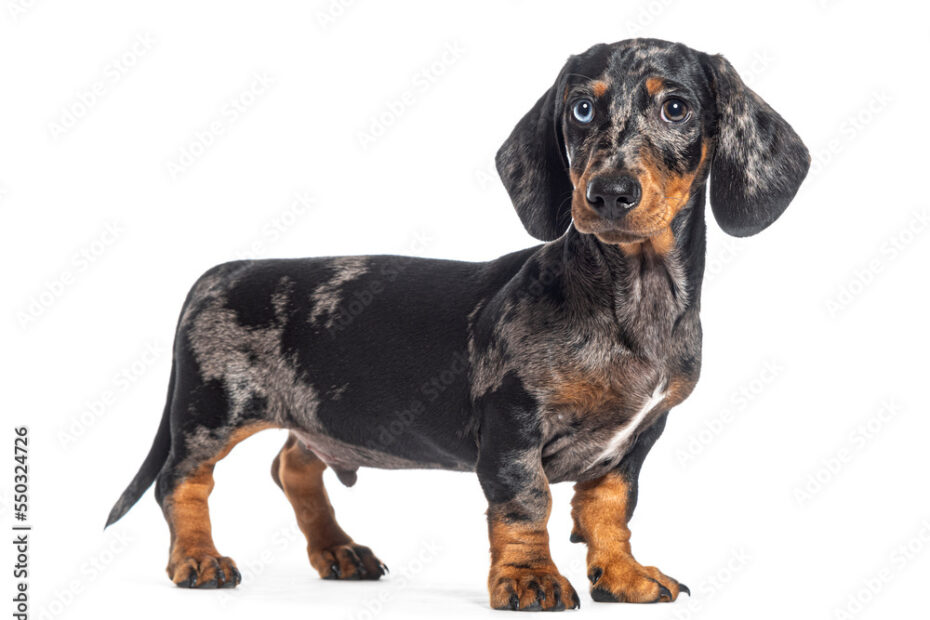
[{"left": 495, "top": 59, "right": 577, "bottom": 241}]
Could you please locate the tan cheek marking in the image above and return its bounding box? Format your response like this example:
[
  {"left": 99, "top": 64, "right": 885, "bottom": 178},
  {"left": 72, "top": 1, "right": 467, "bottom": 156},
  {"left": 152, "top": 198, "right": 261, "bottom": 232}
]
[
  {"left": 627, "top": 140, "right": 711, "bottom": 255},
  {"left": 575, "top": 140, "right": 712, "bottom": 256},
  {"left": 663, "top": 141, "right": 710, "bottom": 208},
  {"left": 626, "top": 153, "right": 667, "bottom": 233},
  {"left": 645, "top": 77, "right": 664, "bottom": 96},
  {"left": 592, "top": 80, "right": 608, "bottom": 97},
  {"left": 649, "top": 228, "right": 676, "bottom": 255}
]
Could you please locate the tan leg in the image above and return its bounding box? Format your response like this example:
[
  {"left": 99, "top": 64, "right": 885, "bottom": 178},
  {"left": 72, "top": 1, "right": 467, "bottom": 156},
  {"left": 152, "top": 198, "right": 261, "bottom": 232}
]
[
  {"left": 571, "top": 472, "right": 686, "bottom": 603},
  {"left": 486, "top": 504, "right": 579, "bottom": 611},
  {"left": 161, "top": 423, "right": 273, "bottom": 588},
  {"left": 271, "top": 433, "right": 386, "bottom": 580}
]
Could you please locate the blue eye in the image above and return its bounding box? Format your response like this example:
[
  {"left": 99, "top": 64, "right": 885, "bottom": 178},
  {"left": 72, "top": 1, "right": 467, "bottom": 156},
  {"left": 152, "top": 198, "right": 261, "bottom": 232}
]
[{"left": 572, "top": 98, "right": 595, "bottom": 123}]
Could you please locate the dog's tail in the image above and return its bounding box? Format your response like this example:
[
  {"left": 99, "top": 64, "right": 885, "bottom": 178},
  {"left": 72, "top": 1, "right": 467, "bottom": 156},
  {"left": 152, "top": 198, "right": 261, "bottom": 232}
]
[{"left": 104, "top": 366, "right": 174, "bottom": 528}]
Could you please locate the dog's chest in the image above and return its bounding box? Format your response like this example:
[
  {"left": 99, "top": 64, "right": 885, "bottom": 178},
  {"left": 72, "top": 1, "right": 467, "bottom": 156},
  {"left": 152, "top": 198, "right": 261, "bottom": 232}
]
[
  {"left": 534, "top": 276, "right": 700, "bottom": 481},
  {"left": 474, "top": 241, "right": 701, "bottom": 481},
  {"left": 537, "top": 343, "right": 697, "bottom": 482}
]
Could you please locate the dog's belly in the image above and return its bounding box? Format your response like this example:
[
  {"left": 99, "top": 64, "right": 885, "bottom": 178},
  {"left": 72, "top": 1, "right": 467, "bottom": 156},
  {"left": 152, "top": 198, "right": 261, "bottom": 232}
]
[
  {"left": 291, "top": 426, "right": 475, "bottom": 486},
  {"left": 291, "top": 373, "right": 481, "bottom": 479}
]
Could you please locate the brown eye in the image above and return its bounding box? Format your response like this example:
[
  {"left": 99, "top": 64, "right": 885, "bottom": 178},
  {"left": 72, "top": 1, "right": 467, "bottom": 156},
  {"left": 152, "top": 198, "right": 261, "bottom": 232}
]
[{"left": 661, "top": 98, "right": 690, "bottom": 123}]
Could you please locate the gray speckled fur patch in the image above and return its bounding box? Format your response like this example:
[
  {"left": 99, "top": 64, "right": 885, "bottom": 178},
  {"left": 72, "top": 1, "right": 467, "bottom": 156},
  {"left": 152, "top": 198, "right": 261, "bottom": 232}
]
[
  {"left": 308, "top": 256, "right": 368, "bottom": 327},
  {"left": 172, "top": 258, "right": 448, "bottom": 483}
]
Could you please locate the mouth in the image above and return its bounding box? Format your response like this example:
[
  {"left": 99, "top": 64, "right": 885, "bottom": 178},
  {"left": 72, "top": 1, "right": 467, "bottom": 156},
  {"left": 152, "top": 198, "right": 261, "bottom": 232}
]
[
  {"left": 571, "top": 191, "right": 671, "bottom": 242},
  {"left": 588, "top": 227, "right": 663, "bottom": 244}
]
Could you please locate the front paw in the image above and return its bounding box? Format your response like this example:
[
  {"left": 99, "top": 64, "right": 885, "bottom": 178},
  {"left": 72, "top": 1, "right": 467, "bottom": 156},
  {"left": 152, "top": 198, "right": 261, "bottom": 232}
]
[
  {"left": 489, "top": 564, "right": 580, "bottom": 611},
  {"left": 587, "top": 554, "right": 688, "bottom": 603}
]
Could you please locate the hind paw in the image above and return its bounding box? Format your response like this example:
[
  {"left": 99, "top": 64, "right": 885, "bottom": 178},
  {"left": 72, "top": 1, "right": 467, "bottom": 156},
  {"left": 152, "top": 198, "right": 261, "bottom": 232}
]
[
  {"left": 169, "top": 554, "right": 241, "bottom": 589},
  {"left": 310, "top": 543, "right": 387, "bottom": 580}
]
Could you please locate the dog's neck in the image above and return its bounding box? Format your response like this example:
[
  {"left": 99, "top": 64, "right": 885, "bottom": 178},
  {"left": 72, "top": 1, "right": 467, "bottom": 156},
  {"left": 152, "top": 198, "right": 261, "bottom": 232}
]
[{"left": 557, "top": 190, "right": 707, "bottom": 355}]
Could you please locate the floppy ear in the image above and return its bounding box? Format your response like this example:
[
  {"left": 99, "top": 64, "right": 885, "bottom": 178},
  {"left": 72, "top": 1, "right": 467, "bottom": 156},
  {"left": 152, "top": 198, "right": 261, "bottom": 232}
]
[
  {"left": 704, "top": 54, "right": 811, "bottom": 237},
  {"left": 495, "top": 62, "right": 575, "bottom": 241}
]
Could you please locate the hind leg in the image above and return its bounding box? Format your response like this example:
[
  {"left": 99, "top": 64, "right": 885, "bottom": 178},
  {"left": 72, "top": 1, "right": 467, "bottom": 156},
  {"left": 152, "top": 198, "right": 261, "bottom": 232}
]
[
  {"left": 271, "top": 434, "right": 387, "bottom": 580},
  {"left": 156, "top": 422, "right": 273, "bottom": 588}
]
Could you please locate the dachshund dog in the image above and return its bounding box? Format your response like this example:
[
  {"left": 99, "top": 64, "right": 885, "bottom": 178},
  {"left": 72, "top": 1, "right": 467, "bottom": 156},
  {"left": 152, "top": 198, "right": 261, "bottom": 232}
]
[{"left": 106, "top": 38, "right": 809, "bottom": 610}]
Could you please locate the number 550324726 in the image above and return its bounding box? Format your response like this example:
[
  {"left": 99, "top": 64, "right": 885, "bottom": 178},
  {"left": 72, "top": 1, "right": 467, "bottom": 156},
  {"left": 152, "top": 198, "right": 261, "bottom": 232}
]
[{"left": 13, "top": 427, "right": 28, "bottom": 521}]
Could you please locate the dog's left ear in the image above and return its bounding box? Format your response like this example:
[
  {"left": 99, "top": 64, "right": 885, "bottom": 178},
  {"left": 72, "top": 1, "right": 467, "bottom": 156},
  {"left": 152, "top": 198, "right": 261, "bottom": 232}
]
[
  {"left": 495, "top": 58, "right": 577, "bottom": 241},
  {"left": 703, "top": 54, "right": 811, "bottom": 237}
]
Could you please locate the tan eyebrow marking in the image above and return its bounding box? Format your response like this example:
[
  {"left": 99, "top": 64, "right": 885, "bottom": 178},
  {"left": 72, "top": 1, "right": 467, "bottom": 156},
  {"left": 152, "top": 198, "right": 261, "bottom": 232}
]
[
  {"left": 645, "top": 77, "right": 664, "bottom": 96},
  {"left": 591, "top": 80, "right": 608, "bottom": 97}
]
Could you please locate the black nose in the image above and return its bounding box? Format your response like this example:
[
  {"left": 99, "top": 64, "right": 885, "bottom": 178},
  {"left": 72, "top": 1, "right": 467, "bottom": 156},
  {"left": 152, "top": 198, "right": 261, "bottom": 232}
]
[{"left": 585, "top": 174, "right": 641, "bottom": 217}]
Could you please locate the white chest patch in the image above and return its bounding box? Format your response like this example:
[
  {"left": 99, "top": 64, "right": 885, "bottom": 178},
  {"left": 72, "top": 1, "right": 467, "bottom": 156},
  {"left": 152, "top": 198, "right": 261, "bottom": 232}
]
[{"left": 592, "top": 381, "right": 667, "bottom": 465}]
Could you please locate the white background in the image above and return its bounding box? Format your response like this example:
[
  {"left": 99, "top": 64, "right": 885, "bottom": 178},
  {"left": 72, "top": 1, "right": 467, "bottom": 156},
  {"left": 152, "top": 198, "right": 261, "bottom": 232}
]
[{"left": 2, "top": 1, "right": 929, "bottom": 618}]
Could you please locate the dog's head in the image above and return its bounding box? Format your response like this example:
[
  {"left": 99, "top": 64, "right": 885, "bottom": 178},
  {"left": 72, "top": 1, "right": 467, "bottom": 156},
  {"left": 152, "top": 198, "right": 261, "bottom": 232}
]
[{"left": 496, "top": 39, "right": 810, "bottom": 246}]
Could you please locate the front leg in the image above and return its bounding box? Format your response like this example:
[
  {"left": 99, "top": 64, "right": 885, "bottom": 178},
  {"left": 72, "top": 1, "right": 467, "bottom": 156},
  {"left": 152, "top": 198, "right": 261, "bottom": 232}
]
[
  {"left": 485, "top": 494, "right": 579, "bottom": 611},
  {"left": 570, "top": 412, "right": 688, "bottom": 603},
  {"left": 476, "top": 377, "right": 579, "bottom": 611}
]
